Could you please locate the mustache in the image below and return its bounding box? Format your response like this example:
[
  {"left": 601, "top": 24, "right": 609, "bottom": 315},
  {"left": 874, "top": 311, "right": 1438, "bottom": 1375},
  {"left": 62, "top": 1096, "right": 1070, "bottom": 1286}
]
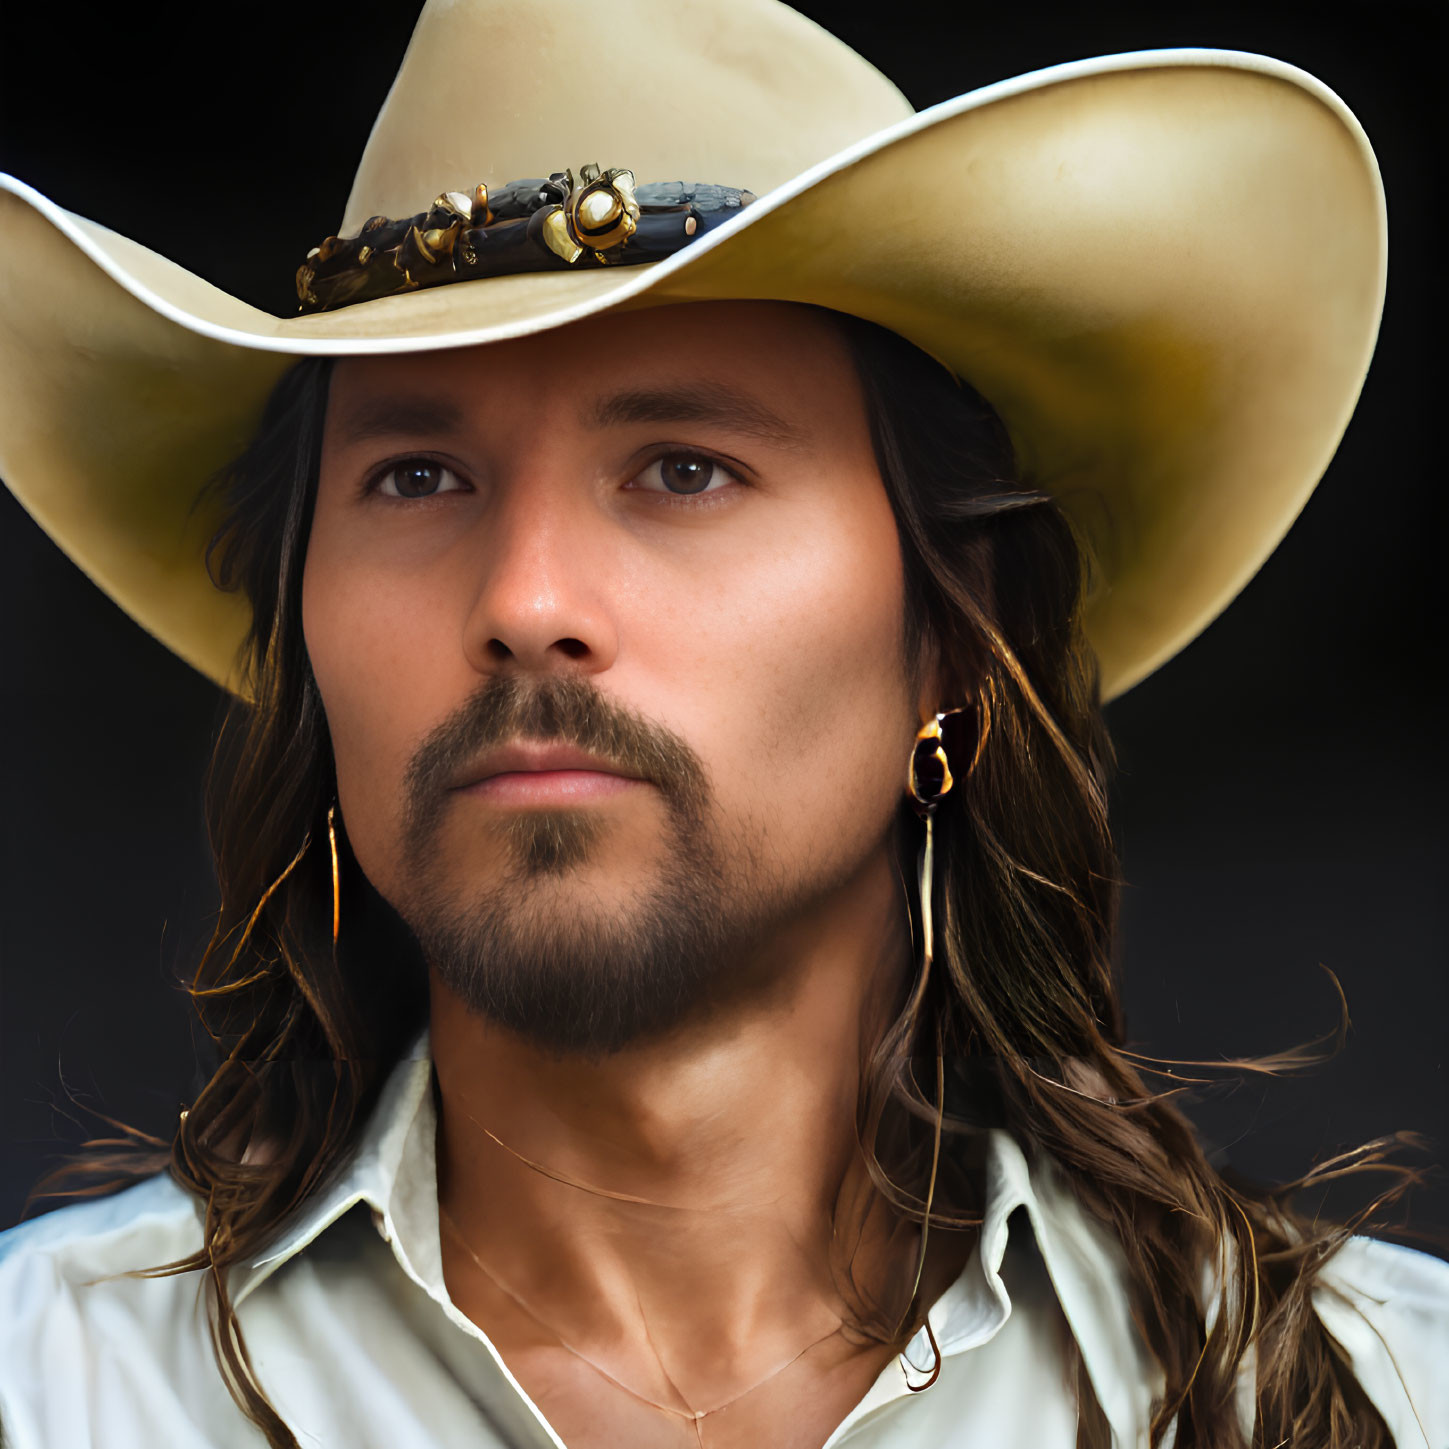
[{"left": 401, "top": 674, "right": 710, "bottom": 843}]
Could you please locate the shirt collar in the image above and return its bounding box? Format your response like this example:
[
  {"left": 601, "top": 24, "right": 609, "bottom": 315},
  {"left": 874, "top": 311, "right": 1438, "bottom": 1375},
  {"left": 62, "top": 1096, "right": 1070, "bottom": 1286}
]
[
  {"left": 230, "top": 1031, "right": 1162, "bottom": 1448},
  {"left": 230, "top": 1029, "right": 435, "bottom": 1305},
  {"left": 887, "top": 1124, "right": 1162, "bottom": 1447}
]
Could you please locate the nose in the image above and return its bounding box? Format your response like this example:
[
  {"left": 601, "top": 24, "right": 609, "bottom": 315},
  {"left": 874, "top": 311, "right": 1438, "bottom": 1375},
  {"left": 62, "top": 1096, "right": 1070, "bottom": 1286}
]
[{"left": 460, "top": 479, "right": 620, "bottom": 678}]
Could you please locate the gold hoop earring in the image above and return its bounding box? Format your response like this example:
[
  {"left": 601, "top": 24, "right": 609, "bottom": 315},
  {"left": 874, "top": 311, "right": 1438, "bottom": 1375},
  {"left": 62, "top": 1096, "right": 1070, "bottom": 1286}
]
[{"left": 326, "top": 802, "right": 341, "bottom": 948}]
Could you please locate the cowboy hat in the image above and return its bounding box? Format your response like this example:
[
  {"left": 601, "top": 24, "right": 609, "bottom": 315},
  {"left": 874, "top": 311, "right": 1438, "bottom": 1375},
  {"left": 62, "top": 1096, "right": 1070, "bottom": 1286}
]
[{"left": 0, "top": 0, "right": 1385, "bottom": 701}]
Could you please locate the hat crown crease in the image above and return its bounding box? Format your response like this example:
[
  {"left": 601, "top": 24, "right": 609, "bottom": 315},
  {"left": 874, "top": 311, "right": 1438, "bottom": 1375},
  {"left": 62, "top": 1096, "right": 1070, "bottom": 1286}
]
[{"left": 340, "top": 0, "right": 915, "bottom": 237}]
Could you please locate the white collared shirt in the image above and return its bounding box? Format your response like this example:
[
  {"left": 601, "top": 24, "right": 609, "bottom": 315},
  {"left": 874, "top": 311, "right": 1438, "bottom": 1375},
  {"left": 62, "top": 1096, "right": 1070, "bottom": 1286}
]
[{"left": 2, "top": 1034, "right": 1444, "bottom": 1449}]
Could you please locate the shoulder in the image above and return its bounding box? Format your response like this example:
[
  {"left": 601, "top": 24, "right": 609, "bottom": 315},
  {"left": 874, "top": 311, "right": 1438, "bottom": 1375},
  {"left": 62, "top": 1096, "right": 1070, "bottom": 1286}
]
[
  {"left": 0, "top": 1175, "right": 219, "bottom": 1448},
  {"left": 0, "top": 1171, "right": 203, "bottom": 1292},
  {"left": 1313, "top": 1234, "right": 1449, "bottom": 1449}
]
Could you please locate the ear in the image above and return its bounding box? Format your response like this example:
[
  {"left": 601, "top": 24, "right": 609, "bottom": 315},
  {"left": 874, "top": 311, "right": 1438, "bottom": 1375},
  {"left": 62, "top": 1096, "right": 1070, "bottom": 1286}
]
[{"left": 912, "top": 627, "right": 972, "bottom": 725}]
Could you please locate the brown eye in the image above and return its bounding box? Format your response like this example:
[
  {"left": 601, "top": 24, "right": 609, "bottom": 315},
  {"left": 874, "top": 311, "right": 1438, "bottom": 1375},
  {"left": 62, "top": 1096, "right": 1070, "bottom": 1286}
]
[
  {"left": 376, "top": 459, "right": 465, "bottom": 498},
  {"left": 660, "top": 456, "right": 715, "bottom": 494},
  {"left": 630, "top": 453, "right": 737, "bottom": 497}
]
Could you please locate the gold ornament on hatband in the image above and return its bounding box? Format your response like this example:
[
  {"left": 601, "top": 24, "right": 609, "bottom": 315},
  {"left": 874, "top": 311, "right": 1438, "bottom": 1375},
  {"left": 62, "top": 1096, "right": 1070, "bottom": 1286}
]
[{"left": 295, "top": 165, "right": 753, "bottom": 313}]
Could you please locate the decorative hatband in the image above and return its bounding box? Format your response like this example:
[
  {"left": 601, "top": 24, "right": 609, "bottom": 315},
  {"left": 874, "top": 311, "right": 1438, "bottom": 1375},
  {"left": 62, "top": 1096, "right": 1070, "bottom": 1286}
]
[{"left": 296, "top": 164, "right": 756, "bottom": 314}]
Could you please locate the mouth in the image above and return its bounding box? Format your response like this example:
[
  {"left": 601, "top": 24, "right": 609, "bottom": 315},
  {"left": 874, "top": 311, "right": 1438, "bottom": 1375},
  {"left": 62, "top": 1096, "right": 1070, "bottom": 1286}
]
[{"left": 453, "top": 742, "right": 645, "bottom": 807}]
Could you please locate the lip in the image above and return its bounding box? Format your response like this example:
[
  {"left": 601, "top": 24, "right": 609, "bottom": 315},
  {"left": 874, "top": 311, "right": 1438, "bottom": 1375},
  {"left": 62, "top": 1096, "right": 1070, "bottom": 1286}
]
[{"left": 453, "top": 743, "right": 645, "bottom": 806}]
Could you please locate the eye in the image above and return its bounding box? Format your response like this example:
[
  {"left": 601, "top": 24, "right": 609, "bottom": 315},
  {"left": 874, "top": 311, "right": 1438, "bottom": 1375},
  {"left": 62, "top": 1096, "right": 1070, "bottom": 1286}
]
[
  {"left": 628, "top": 453, "right": 739, "bottom": 497},
  {"left": 372, "top": 458, "right": 468, "bottom": 499}
]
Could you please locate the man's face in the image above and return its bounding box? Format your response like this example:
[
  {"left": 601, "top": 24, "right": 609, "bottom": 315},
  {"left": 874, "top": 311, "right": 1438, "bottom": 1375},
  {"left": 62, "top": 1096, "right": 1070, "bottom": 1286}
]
[{"left": 304, "top": 301, "right": 922, "bottom": 1055}]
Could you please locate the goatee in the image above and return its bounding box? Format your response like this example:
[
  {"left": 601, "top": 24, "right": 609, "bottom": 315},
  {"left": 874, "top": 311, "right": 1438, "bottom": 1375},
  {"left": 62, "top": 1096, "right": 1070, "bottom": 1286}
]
[{"left": 395, "top": 674, "right": 780, "bottom": 1059}]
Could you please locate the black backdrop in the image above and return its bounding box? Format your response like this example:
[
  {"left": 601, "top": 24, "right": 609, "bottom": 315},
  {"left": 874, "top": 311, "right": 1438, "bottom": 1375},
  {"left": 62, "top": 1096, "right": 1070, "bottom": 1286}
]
[{"left": 1, "top": 1, "right": 1444, "bottom": 1244}]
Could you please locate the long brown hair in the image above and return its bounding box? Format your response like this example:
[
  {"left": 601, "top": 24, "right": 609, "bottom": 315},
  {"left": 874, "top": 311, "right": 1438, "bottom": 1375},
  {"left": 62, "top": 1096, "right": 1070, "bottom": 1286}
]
[{"left": 37, "top": 311, "right": 1420, "bottom": 1447}]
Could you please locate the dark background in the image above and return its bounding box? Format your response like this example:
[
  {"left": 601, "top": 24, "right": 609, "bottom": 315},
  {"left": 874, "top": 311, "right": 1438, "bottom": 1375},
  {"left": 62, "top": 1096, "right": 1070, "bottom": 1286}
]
[{"left": 1, "top": 2, "right": 1444, "bottom": 1243}]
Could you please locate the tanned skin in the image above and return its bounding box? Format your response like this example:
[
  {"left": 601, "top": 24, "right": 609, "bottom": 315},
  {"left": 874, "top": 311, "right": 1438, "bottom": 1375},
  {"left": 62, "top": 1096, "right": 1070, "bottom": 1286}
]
[{"left": 303, "top": 301, "right": 971, "bottom": 1448}]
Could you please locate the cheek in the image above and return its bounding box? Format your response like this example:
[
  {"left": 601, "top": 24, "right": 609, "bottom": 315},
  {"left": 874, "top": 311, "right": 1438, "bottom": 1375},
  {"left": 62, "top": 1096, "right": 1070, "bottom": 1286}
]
[
  {"left": 301, "top": 531, "right": 466, "bottom": 899},
  {"left": 768, "top": 540, "right": 911, "bottom": 854},
  {"left": 654, "top": 493, "right": 913, "bottom": 877}
]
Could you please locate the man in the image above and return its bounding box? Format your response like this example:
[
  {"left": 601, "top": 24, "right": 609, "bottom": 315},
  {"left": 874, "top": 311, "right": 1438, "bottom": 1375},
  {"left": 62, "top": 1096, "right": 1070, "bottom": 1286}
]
[{"left": 0, "top": 1, "right": 1444, "bottom": 1446}]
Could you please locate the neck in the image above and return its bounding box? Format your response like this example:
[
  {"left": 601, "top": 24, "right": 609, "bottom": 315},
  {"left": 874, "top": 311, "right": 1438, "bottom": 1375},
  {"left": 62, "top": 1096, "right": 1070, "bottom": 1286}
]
[{"left": 430, "top": 843, "right": 926, "bottom": 1388}]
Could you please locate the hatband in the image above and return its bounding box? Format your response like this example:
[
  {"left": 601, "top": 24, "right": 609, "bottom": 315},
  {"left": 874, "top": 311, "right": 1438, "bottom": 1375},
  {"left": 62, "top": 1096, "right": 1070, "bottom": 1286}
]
[{"left": 297, "top": 165, "right": 756, "bottom": 313}]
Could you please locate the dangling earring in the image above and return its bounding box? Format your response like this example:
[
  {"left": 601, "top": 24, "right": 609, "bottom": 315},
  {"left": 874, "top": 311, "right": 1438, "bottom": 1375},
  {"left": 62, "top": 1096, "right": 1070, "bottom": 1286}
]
[
  {"left": 906, "top": 707, "right": 969, "bottom": 975},
  {"left": 900, "top": 705, "right": 972, "bottom": 1391},
  {"left": 326, "top": 802, "right": 341, "bottom": 949}
]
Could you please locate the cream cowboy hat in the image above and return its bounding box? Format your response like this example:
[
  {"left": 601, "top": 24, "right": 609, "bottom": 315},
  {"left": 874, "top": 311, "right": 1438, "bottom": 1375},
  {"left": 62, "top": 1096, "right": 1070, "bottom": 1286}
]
[{"left": 0, "top": 0, "right": 1384, "bottom": 702}]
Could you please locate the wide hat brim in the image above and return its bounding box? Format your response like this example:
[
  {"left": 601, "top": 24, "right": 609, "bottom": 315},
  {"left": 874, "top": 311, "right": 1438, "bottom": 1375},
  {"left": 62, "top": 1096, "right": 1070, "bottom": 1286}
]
[{"left": 0, "top": 27, "right": 1385, "bottom": 701}]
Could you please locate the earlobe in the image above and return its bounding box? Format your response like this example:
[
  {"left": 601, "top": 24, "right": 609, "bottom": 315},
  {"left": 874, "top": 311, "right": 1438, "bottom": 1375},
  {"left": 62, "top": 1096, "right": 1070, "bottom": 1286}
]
[
  {"left": 911, "top": 631, "right": 948, "bottom": 728},
  {"left": 907, "top": 706, "right": 975, "bottom": 813},
  {"left": 912, "top": 637, "right": 971, "bottom": 731}
]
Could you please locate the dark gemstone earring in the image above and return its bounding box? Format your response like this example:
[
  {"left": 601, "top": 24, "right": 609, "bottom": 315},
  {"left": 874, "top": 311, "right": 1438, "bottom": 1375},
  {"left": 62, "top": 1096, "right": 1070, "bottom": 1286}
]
[{"left": 908, "top": 711, "right": 955, "bottom": 815}]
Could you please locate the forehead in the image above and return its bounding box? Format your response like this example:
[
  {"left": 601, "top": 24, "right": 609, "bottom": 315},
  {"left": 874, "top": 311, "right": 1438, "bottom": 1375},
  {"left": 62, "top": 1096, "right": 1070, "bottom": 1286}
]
[{"left": 323, "top": 300, "right": 865, "bottom": 438}]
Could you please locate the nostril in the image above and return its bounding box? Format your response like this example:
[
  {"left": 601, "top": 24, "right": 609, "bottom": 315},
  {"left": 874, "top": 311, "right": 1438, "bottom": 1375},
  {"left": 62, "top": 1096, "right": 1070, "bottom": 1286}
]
[
  {"left": 486, "top": 638, "right": 515, "bottom": 661},
  {"left": 555, "top": 638, "right": 590, "bottom": 660}
]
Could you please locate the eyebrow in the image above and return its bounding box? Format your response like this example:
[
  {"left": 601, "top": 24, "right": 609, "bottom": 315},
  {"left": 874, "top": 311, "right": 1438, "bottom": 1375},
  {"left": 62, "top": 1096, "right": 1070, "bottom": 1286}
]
[
  {"left": 329, "top": 380, "right": 809, "bottom": 450},
  {"left": 328, "top": 393, "right": 468, "bottom": 446},
  {"left": 586, "top": 382, "right": 808, "bottom": 449}
]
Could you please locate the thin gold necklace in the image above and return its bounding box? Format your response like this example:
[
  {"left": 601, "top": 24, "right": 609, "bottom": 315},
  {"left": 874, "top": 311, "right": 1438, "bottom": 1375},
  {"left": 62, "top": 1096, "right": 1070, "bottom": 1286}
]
[{"left": 438, "top": 1203, "right": 848, "bottom": 1433}]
